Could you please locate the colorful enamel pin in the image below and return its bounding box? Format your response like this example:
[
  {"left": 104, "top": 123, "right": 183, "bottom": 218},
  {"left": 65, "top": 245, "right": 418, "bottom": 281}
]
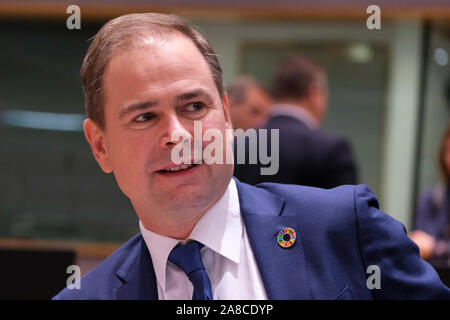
[{"left": 277, "top": 227, "right": 296, "bottom": 248}]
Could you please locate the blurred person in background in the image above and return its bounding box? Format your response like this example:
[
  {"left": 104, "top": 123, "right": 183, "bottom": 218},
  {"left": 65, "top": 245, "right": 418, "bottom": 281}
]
[
  {"left": 235, "top": 54, "right": 358, "bottom": 188},
  {"left": 227, "top": 75, "right": 272, "bottom": 131},
  {"left": 410, "top": 126, "right": 450, "bottom": 265}
]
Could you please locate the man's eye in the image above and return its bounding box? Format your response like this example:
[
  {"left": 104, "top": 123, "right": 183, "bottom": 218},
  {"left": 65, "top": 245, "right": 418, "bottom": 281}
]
[
  {"left": 134, "top": 112, "right": 155, "bottom": 123},
  {"left": 185, "top": 102, "right": 205, "bottom": 112}
]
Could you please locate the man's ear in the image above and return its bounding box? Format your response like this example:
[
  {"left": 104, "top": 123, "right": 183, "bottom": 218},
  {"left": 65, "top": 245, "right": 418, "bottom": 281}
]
[
  {"left": 222, "top": 93, "right": 232, "bottom": 130},
  {"left": 307, "top": 82, "right": 327, "bottom": 122},
  {"left": 83, "top": 119, "right": 113, "bottom": 173},
  {"left": 308, "top": 82, "right": 321, "bottom": 98}
]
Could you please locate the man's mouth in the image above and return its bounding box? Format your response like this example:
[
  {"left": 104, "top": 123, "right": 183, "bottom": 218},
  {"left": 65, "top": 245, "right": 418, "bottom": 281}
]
[{"left": 157, "top": 163, "right": 200, "bottom": 174}]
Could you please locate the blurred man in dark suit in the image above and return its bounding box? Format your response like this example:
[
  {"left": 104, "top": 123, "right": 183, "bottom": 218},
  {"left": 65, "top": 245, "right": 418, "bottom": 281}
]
[
  {"left": 227, "top": 75, "right": 272, "bottom": 131},
  {"left": 234, "top": 55, "right": 358, "bottom": 188}
]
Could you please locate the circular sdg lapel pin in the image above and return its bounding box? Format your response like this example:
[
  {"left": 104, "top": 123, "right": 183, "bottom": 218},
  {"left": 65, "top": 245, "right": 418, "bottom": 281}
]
[{"left": 277, "top": 227, "right": 296, "bottom": 248}]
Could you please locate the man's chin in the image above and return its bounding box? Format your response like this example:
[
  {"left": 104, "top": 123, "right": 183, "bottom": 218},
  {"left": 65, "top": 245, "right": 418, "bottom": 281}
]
[
  {"left": 157, "top": 186, "right": 212, "bottom": 214},
  {"left": 149, "top": 163, "right": 232, "bottom": 211}
]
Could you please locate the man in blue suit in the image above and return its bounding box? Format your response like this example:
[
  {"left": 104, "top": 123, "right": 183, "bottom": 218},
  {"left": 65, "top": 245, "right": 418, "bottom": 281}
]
[
  {"left": 233, "top": 55, "right": 358, "bottom": 189},
  {"left": 54, "top": 13, "right": 449, "bottom": 300}
]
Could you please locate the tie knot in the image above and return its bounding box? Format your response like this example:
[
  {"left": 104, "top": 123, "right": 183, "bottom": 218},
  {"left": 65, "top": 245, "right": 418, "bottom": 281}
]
[{"left": 168, "top": 241, "right": 205, "bottom": 276}]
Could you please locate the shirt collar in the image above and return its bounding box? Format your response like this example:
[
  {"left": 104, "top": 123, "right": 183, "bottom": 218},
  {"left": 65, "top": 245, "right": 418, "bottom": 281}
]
[
  {"left": 270, "top": 103, "right": 319, "bottom": 129},
  {"left": 139, "top": 178, "right": 242, "bottom": 292}
]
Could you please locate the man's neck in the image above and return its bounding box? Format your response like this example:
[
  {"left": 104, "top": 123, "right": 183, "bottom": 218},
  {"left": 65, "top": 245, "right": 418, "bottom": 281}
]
[
  {"left": 133, "top": 181, "right": 230, "bottom": 240},
  {"left": 276, "top": 99, "right": 313, "bottom": 114},
  {"left": 139, "top": 212, "right": 205, "bottom": 240},
  {"left": 272, "top": 101, "right": 320, "bottom": 129}
]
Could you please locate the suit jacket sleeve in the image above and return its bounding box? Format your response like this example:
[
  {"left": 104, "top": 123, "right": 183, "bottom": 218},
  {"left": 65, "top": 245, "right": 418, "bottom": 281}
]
[
  {"left": 321, "top": 138, "right": 358, "bottom": 188},
  {"left": 412, "top": 187, "right": 448, "bottom": 240},
  {"left": 413, "top": 189, "right": 433, "bottom": 232},
  {"left": 354, "top": 185, "right": 450, "bottom": 299}
]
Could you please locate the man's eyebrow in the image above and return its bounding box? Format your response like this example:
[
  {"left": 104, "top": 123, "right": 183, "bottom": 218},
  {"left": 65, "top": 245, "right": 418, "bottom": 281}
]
[
  {"left": 119, "top": 100, "right": 159, "bottom": 119},
  {"left": 176, "top": 89, "right": 212, "bottom": 102},
  {"left": 119, "top": 89, "right": 212, "bottom": 118}
]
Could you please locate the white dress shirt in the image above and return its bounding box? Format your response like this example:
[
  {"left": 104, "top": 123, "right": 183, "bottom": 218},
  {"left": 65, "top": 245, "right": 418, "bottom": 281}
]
[
  {"left": 139, "top": 179, "right": 268, "bottom": 300},
  {"left": 271, "top": 103, "right": 319, "bottom": 129}
]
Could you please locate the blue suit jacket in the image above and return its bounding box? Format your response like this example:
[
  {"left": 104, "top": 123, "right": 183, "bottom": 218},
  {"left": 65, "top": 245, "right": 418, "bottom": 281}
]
[
  {"left": 53, "top": 180, "right": 450, "bottom": 299},
  {"left": 233, "top": 115, "right": 358, "bottom": 189},
  {"left": 413, "top": 186, "right": 450, "bottom": 240}
]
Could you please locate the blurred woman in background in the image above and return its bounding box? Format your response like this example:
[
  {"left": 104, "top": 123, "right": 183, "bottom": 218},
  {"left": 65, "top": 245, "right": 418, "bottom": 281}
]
[{"left": 410, "top": 126, "right": 450, "bottom": 266}]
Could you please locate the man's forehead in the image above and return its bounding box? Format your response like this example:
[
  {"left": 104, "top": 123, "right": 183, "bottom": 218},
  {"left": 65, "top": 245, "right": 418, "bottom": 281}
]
[
  {"left": 127, "top": 31, "right": 179, "bottom": 51},
  {"left": 105, "top": 33, "right": 209, "bottom": 80},
  {"left": 101, "top": 32, "right": 221, "bottom": 114},
  {"left": 112, "top": 32, "right": 199, "bottom": 60}
]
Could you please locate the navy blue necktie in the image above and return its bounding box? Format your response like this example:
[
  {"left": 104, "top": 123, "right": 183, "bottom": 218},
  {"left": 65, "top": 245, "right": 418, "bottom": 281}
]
[{"left": 168, "top": 241, "right": 213, "bottom": 300}]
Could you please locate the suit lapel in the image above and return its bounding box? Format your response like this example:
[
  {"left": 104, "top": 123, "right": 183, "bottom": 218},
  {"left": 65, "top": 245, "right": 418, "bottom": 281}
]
[
  {"left": 112, "top": 235, "right": 158, "bottom": 300},
  {"left": 235, "top": 179, "right": 313, "bottom": 299}
]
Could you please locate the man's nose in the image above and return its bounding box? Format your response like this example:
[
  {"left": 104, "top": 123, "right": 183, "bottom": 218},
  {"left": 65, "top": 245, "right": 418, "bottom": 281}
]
[{"left": 160, "top": 114, "right": 192, "bottom": 149}]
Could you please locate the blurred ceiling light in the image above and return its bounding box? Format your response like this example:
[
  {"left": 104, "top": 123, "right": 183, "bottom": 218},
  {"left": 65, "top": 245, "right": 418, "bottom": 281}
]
[
  {"left": 347, "top": 43, "right": 373, "bottom": 63},
  {"left": 434, "top": 48, "right": 448, "bottom": 66},
  {"left": 0, "top": 109, "right": 84, "bottom": 131}
]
